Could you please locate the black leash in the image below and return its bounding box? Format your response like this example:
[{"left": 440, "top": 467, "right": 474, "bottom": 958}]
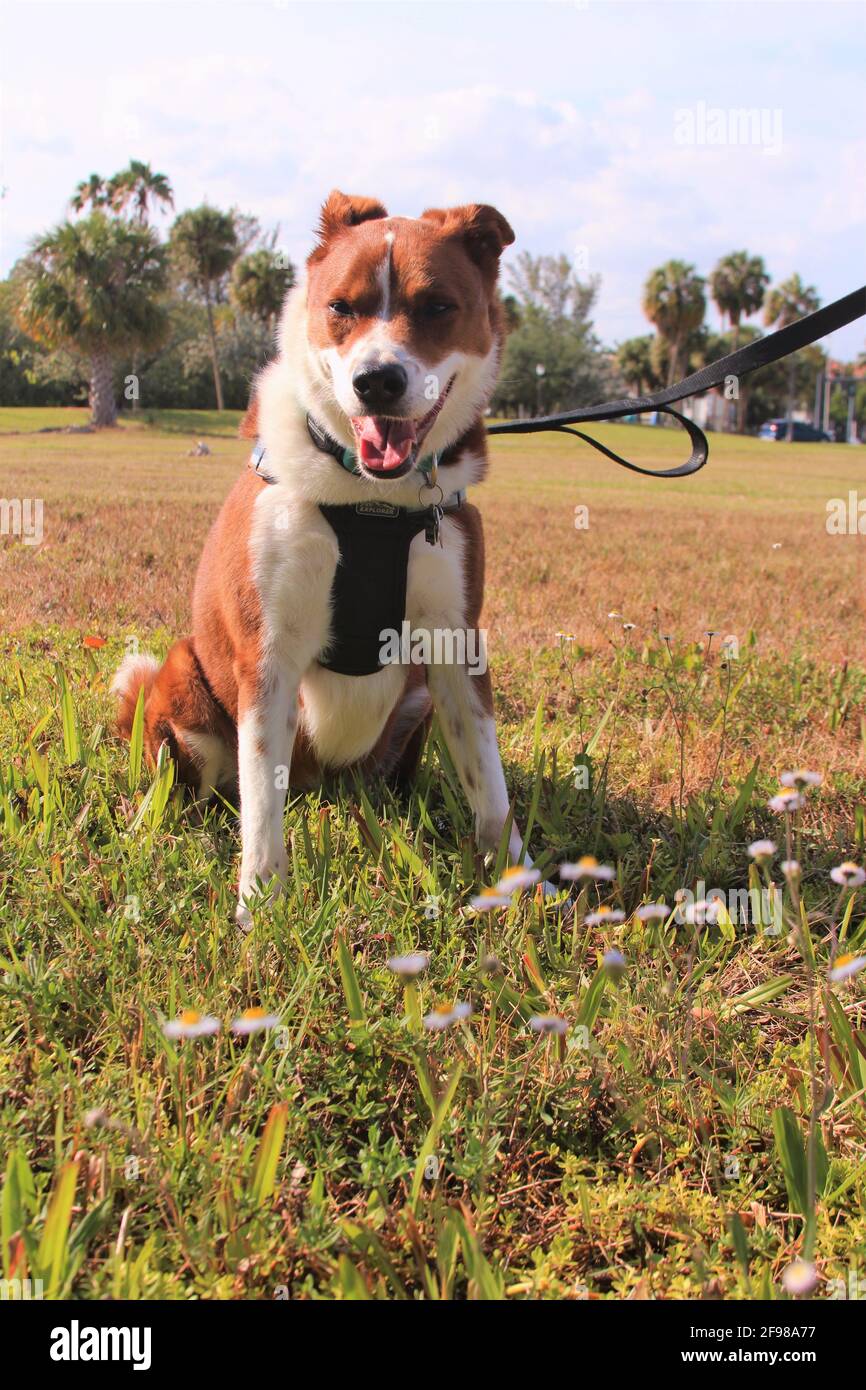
[{"left": 487, "top": 285, "right": 866, "bottom": 478}]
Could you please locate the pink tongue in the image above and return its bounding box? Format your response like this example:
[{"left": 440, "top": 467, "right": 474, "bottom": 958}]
[{"left": 353, "top": 416, "right": 417, "bottom": 471}]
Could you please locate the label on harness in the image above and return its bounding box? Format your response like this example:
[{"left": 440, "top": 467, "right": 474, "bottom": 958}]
[{"left": 355, "top": 501, "right": 400, "bottom": 517}]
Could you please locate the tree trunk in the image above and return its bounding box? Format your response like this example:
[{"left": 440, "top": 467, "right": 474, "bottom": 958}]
[
  {"left": 205, "top": 293, "right": 224, "bottom": 412},
  {"left": 89, "top": 352, "right": 117, "bottom": 427}
]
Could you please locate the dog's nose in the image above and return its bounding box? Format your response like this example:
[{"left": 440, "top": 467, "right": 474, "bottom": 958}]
[{"left": 352, "top": 363, "right": 408, "bottom": 412}]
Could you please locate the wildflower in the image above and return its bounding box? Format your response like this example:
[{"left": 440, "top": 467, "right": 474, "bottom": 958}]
[
  {"left": 387, "top": 952, "right": 430, "bottom": 978},
  {"left": 781, "top": 859, "right": 801, "bottom": 878},
  {"left": 829, "top": 954, "right": 866, "bottom": 983},
  {"left": 768, "top": 788, "right": 805, "bottom": 814},
  {"left": 622, "top": 622, "right": 636, "bottom": 632},
  {"left": 584, "top": 907, "right": 626, "bottom": 927},
  {"left": 635, "top": 902, "right": 670, "bottom": 921},
  {"left": 559, "top": 855, "right": 615, "bottom": 882},
  {"left": 748, "top": 839, "right": 777, "bottom": 859},
  {"left": 607, "top": 611, "right": 622, "bottom": 619},
  {"left": 602, "top": 949, "right": 626, "bottom": 981},
  {"left": 555, "top": 631, "right": 576, "bottom": 643},
  {"left": 529, "top": 1014, "right": 569, "bottom": 1036},
  {"left": 772, "top": 542, "right": 782, "bottom": 550},
  {"left": 230, "top": 1007, "right": 280, "bottom": 1036},
  {"left": 496, "top": 865, "right": 541, "bottom": 895},
  {"left": 423, "top": 1001, "right": 471, "bottom": 1031},
  {"left": 83, "top": 635, "right": 107, "bottom": 649},
  {"left": 684, "top": 899, "right": 721, "bottom": 926},
  {"left": 781, "top": 1259, "right": 817, "bottom": 1296},
  {"left": 470, "top": 887, "right": 513, "bottom": 911},
  {"left": 163, "top": 1009, "right": 220, "bottom": 1040},
  {"left": 830, "top": 862, "right": 866, "bottom": 889},
  {"left": 780, "top": 770, "right": 822, "bottom": 789}
]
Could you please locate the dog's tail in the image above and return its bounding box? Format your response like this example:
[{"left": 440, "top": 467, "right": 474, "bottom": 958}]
[{"left": 111, "top": 652, "right": 161, "bottom": 741}]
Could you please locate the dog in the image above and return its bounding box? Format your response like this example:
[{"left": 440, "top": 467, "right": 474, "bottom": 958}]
[{"left": 113, "top": 190, "right": 543, "bottom": 925}]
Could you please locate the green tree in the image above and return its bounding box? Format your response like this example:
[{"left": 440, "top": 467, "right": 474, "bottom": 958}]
[
  {"left": 764, "top": 274, "right": 820, "bottom": 440},
  {"left": 642, "top": 261, "right": 706, "bottom": 387},
  {"left": 230, "top": 247, "right": 295, "bottom": 331},
  {"left": 615, "top": 335, "right": 659, "bottom": 397},
  {"left": 491, "top": 252, "right": 604, "bottom": 416},
  {"left": 70, "top": 172, "right": 108, "bottom": 214},
  {"left": 106, "top": 160, "right": 174, "bottom": 226},
  {"left": 169, "top": 205, "right": 240, "bottom": 410},
  {"left": 709, "top": 250, "right": 769, "bottom": 430},
  {"left": 14, "top": 212, "right": 168, "bottom": 426}
]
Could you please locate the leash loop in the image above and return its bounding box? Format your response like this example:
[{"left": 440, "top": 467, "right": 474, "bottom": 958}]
[{"left": 487, "top": 285, "right": 866, "bottom": 479}]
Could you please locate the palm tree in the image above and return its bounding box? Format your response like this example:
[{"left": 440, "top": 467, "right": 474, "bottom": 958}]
[
  {"left": 230, "top": 247, "right": 295, "bottom": 332},
  {"left": 642, "top": 261, "right": 706, "bottom": 388},
  {"left": 169, "top": 206, "right": 240, "bottom": 410},
  {"left": 764, "top": 274, "right": 820, "bottom": 441},
  {"left": 14, "top": 212, "right": 168, "bottom": 426},
  {"left": 616, "top": 335, "right": 657, "bottom": 397},
  {"left": 70, "top": 173, "right": 107, "bottom": 214},
  {"left": 709, "top": 251, "right": 769, "bottom": 431},
  {"left": 107, "top": 161, "right": 174, "bottom": 225}
]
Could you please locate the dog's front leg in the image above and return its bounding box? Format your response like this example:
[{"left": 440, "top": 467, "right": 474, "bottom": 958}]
[
  {"left": 427, "top": 656, "right": 530, "bottom": 866},
  {"left": 235, "top": 666, "right": 299, "bottom": 927}
]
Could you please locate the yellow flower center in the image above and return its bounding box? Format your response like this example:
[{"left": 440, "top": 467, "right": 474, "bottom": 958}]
[
  {"left": 180, "top": 1009, "right": 201, "bottom": 1025},
  {"left": 241, "top": 1007, "right": 267, "bottom": 1021}
]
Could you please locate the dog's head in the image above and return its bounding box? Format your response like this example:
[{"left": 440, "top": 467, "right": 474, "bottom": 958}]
[{"left": 286, "top": 191, "right": 513, "bottom": 485}]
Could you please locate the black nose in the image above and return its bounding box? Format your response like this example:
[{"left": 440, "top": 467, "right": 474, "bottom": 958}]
[{"left": 352, "top": 363, "right": 408, "bottom": 412}]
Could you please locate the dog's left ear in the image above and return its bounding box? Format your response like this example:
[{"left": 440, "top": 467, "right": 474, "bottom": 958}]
[
  {"left": 422, "top": 203, "right": 515, "bottom": 281},
  {"left": 309, "top": 190, "right": 389, "bottom": 263}
]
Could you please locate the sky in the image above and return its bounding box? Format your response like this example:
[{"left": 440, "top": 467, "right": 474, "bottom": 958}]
[{"left": 2, "top": 0, "right": 864, "bottom": 357}]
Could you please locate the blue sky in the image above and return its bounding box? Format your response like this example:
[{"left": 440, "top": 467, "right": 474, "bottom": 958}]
[{"left": 3, "top": 0, "right": 864, "bottom": 356}]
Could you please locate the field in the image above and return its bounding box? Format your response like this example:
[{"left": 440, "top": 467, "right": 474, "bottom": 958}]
[{"left": 1, "top": 407, "right": 865, "bottom": 1300}]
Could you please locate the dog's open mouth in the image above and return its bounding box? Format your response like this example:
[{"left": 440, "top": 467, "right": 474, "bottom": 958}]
[{"left": 351, "top": 377, "right": 454, "bottom": 479}]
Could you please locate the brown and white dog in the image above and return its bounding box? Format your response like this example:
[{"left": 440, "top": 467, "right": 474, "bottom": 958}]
[{"left": 114, "top": 190, "right": 541, "bottom": 925}]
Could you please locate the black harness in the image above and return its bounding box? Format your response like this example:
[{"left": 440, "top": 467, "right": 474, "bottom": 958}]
[{"left": 251, "top": 418, "right": 464, "bottom": 678}]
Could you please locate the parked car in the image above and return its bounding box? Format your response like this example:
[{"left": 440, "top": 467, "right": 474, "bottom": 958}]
[{"left": 758, "top": 418, "right": 833, "bottom": 442}]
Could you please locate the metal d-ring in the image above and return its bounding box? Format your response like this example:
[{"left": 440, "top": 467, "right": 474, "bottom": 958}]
[{"left": 418, "top": 479, "right": 444, "bottom": 509}]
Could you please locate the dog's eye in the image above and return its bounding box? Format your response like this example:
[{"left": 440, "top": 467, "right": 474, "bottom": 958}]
[
  {"left": 422, "top": 300, "right": 457, "bottom": 317},
  {"left": 328, "top": 299, "right": 354, "bottom": 317}
]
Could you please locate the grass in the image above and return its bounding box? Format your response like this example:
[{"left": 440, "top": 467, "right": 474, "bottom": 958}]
[{"left": 1, "top": 411, "right": 865, "bottom": 1300}]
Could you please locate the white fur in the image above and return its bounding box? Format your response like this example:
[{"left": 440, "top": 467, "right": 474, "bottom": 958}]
[
  {"left": 233, "top": 264, "right": 533, "bottom": 921},
  {"left": 110, "top": 652, "right": 159, "bottom": 698}
]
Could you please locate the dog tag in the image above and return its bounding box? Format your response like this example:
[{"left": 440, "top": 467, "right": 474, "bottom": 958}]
[{"left": 425, "top": 505, "right": 444, "bottom": 546}]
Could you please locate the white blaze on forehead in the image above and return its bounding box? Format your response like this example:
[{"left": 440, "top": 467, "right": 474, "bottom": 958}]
[{"left": 379, "top": 229, "right": 395, "bottom": 321}]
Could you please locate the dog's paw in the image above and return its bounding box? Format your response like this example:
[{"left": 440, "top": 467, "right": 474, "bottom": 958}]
[{"left": 236, "top": 854, "right": 288, "bottom": 929}]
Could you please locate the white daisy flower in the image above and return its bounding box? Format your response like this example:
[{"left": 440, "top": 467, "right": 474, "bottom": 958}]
[
  {"left": 162, "top": 1010, "right": 220, "bottom": 1040},
  {"left": 768, "top": 788, "right": 805, "bottom": 814},
  {"left": 748, "top": 839, "right": 777, "bottom": 859},
  {"left": 423, "top": 1001, "right": 472, "bottom": 1031},
  {"left": 830, "top": 862, "right": 866, "bottom": 889},
  {"left": 781, "top": 859, "right": 801, "bottom": 878},
  {"left": 780, "top": 770, "right": 822, "bottom": 789},
  {"left": 635, "top": 903, "right": 670, "bottom": 921},
  {"left": 622, "top": 622, "right": 636, "bottom": 632},
  {"left": 230, "top": 1007, "right": 281, "bottom": 1036},
  {"left": 387, "top": 952, "right": 430, "bottom": 978},
  {"left": 529, "top": 1014, "right": 569, "bottom": 1036},
  {"left": 607, "top": 611, "right": 622, "bottom": 619},
  {"left": 781, "top": 1259, "right": 817, "bottom": 1296},
  {"left": 584, "top": 908, "right": 626, "bottom": 927},
  {"left": 559, "top": 855, "right": 616, "bottom": 882},
  {"left": 496, "top": 865, "right": 542, "bottom": 895},
  {"left": 829, "top": 954, "right": 866, "bottom": 983},
  {"left": 470, "top": 887, "right": 513, "bottom": 911}
]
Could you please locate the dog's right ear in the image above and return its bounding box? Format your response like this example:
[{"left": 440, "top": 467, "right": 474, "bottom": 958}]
[{"left": 308, "top": 190, "right": 389, "bottom": 263}]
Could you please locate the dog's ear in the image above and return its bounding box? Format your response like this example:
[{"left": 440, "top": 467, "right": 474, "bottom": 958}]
[
  {"left": 239, "top": 390, "right": 259, "bottom": 440},
  {"left": 309, "top": 190, "right": 389, "bottom": 263},
  {"left": 422, "top": 203, "right": 514, "bottom": 281}
]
